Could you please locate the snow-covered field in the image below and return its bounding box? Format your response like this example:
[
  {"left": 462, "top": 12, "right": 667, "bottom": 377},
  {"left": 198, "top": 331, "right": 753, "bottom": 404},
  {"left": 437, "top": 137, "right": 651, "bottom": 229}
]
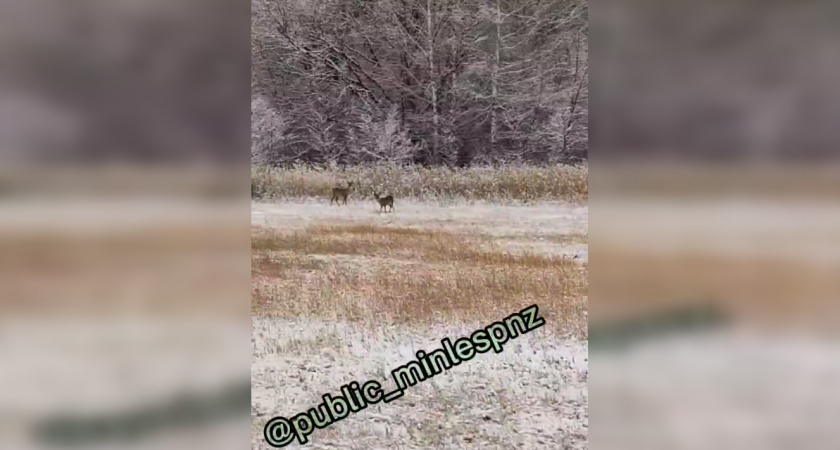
[
  {"left": 251, "top": 318, "right": 588, "bottom": 449},
  {"left": 250, "top": 199, "right": 589, "bottom": 449}
]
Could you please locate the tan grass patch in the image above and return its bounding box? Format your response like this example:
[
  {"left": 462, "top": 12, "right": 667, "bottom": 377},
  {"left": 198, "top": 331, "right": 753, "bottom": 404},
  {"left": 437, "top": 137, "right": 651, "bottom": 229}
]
[
  {"left": 253, "top": 261, "right": 586, "bottom": 337},
  {"left": 596, "top": 164, "right": 840, "bottom": 200},
  {"left": 496, "top": 231, "right": 588, "bottom": 245},
  {"left": 591, "top": 248, "right": 840, "bottom": 328},
  {"left": 252, "top": 225, "right": 587, "bottom": 336},
  {"left": 544, "top": 232, "right": 588, "bottom": 245},
  {"left": 251, "top": 252, "right": 326, "bottom": 278},
  {"left": 253, "top": 224, "right": 575, "bottom": 269},
  {"left": 252, "top": 164, "right": 588, "bottom": 203},
  {"left": 0, "top": 225, "right": 249, "bottom": 316}
]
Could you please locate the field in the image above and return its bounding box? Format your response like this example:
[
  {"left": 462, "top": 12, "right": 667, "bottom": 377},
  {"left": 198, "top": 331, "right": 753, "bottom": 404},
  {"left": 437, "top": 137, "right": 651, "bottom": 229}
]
[
  {"left": 0, "top": 188, "right": 251, "bottom": 449},
  {"left": 251, "top": 164, "right": 588, "bottom": 203},
  {"left": 590, "top": 164, "right": 840, "bottom": 449},
  {"left": 591, "top": 194, "right": 840, "bottom": 449},
  {"left": 250, "top": 169, "right": 589, "bottom": 449}
]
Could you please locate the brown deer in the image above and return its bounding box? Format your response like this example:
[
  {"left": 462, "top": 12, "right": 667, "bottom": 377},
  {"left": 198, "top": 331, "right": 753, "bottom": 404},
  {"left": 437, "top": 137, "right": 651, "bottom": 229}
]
[
  {"left": 330, "top": 182, "right": 353, "bottom": 205},
  {"left": 373, "top": 192, "right": 394, "bottom": 213}
]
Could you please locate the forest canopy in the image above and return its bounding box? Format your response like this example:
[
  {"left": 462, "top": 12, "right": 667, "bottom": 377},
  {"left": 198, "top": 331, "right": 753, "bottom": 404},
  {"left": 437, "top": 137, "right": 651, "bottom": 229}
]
[{"left": 251, "top": 0, "right": 588, "bottom": 167}]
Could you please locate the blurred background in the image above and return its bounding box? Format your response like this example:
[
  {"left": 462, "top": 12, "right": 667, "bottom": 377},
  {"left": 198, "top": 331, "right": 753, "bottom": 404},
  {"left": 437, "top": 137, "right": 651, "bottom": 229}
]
[
  {"left": 4, "top": 0, "right": 840, "bottom": 448},
  {"left": 590, "top": 0, "right": 840, "bottom": 449},
  {"left": 0, "top": 0, "right": 252, "bottom": 449}
]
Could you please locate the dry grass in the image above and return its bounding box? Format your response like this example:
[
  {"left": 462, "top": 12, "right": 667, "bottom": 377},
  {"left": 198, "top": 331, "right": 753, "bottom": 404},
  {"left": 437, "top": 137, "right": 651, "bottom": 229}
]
[
  {"left": 252, "top": 224, "right": 587, "bottom": 337},
  {"left": 251, "top": 164, "right": 588, "bottom": 203},
  {"left": 497, "top": 231, "right": 588, "bottom": 245},
  {"left": 0, "top": 165, "right": 245, "bottom": 199},
  {"left": 253, "top": 224, "right": 579, "bottom": 268},
  {"left": 596, "top": 163, "right": 840, "bottom": 200},
  {"left": 591, "top": 248, "right": 840, "bottom": 329},
  {"left": 250, "top": 201, "right": 588, "bottom": 448},
  {"left": 0, "top": 224, "right": 248, "bottom": 316}
]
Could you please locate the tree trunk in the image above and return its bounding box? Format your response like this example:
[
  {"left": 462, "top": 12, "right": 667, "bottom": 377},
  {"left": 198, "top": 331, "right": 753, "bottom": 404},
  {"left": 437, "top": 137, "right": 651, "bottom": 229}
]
[
  {"left": 490, "top": 0, "right": 501, "bottom": 159},
  {"left": 426, "top": 0, "right": 440, "bottom": 164}
]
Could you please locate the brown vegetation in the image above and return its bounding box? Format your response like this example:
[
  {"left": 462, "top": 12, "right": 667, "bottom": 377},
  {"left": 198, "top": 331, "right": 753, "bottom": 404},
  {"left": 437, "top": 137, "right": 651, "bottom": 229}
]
[
  {"left": 252, "top": 224, "right": 587, "bottom": 337},
  {"left": 252, "top": 164, "right": 588, "bottom": 203},
  {"left": 591, "top": 247, "right": 840, "bottom": 329}
]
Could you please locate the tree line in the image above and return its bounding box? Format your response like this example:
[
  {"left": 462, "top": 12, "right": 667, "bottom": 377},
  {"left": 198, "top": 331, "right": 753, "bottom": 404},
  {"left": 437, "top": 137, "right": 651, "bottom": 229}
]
[{"left": 252, "top": 0, "right": 587, "bottom": 167}]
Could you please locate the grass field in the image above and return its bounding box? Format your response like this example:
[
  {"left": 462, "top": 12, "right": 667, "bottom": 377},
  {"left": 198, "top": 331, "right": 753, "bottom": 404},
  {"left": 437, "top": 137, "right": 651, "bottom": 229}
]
[
  {"left": 0, "top": 194, "right": 250, "bottom": 449},
  {"left": 591, "top": 192, "right": 840, "bottom": 449},
  {"left": 252, "top": 221, "right": 587, "bottom": 337},
  {"left": 251, "top": 191, "right": 589, "bottom": 449},
  {"left": 593, "top": 197, "right": 840, "bottom": 327},
  {"left": 252, "top": 164, "right": 588, "bottom": 203},
  {"left": 251, "top": 163, "right": 840, "bottom": 449}
]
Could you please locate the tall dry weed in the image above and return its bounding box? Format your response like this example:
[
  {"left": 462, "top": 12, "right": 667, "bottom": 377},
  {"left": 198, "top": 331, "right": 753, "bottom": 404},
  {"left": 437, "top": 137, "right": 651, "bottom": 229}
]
[{"left": 251, "top": 164, "right": 587, "bottom": 203}]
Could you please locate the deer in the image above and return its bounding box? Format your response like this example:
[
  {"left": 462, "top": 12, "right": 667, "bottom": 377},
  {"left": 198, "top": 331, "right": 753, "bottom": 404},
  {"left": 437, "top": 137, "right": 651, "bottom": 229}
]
[
  {"left": 373, "top": 192, "right": 394, "bottom": 213},
  {"left": 330, "top": 181, "right": 353, "bottom": 205}
]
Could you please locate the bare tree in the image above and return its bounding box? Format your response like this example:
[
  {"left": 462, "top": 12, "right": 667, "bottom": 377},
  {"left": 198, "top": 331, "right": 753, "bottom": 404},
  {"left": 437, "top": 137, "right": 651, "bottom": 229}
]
[
  {"left": 251, "top": 0, "right": 587, "bottom": 166},
  {"left": 251, "top": 95, "right": 293, "bottom": 165}
]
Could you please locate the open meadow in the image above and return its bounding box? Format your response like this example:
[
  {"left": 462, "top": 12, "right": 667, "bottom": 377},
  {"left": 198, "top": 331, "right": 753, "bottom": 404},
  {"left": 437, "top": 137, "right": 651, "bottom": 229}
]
[
  {"left": 250, "top": 166, "right": 589, "bottom": 449},
  {"left": 592, "top": 165, "right": 840, "bottom": 449}
]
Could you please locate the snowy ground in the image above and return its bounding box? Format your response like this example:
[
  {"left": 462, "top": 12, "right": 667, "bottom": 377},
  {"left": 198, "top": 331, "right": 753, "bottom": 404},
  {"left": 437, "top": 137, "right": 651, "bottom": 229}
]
[
  {"left": 250, "top": 200, "right": 589, "bottom": 449},
  {"left": 591, "top": 328, "right": 840, "bottom": 450},
  {"left": 592, "top": 197, "right": 840, "bottom": 450},
  {"left": 251, "top": 318, "right": 588, "bottom": 449},
  {"left": 251, "top": 199, "right": 589, "bottom": 261}
]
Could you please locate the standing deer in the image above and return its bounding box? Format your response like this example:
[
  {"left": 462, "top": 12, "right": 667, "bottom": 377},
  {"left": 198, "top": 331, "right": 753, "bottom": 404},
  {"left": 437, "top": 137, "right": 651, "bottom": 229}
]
[
  {"left": 373, "top": 192, "right": 394, "bottom": 213},
  {"left": 330, "top": 182, "right": 353, "bottom": 205}
]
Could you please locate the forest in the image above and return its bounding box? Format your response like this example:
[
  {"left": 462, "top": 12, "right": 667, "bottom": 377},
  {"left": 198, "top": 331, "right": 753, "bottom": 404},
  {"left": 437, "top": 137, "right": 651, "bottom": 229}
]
[{"left": 251, "top": 0, "right": 588, "bottom": 167}]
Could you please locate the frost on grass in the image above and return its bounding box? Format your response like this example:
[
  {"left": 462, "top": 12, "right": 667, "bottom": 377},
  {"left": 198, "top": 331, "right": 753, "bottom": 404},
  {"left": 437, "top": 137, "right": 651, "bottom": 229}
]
[
  {"left": 251, "top": 200, "right": 588, "bottom": 448},
  {"left": 251, "top": 318, "right": 588, "bottom": 450}
]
